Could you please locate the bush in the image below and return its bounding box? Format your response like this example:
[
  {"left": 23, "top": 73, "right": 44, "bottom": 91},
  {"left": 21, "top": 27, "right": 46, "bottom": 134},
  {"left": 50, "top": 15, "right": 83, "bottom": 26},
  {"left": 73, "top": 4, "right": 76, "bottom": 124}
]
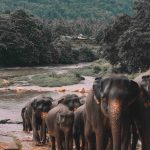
[
  {"left": 0, "top": 10, "right": 58, "bottom": 66},
  {"left": 78, "top": 47, "right": 97, "bottom": 62},
  {"left": 52, "top": 38, "right": 73, "bottom": 64},
  {"left": 93, "top": 65, "right": 101, "bottom": 74}
]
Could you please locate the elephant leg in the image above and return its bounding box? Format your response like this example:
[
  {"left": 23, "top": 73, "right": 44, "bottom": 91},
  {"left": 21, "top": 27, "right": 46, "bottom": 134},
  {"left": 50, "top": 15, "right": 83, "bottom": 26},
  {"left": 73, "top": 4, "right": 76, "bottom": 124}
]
[
  {"left": 103, "top": 128, "right": 110, "bottom": 150},
  {"left": 56, "top": 131, "right": 63, "bottom": 150},
  {"left": 81, "top": 133, "right": 85, "bottom": 150},
  {"left": 69, "top": 132, "right": 73, "bottom": 150},
  {"left": 131, "top": 123, "right": 139, "bottom": 150},
  {"left": 65, "top": 131, "right": 72, "bottom": 150},
  {"left": 121, "top": 117, "right": 131, "bottom": 150},
  {"left": 22, "top": 118, "right": 25, "bottom": 131},
  {"left": 106, "top": 137, "right": 113, "bottom": 150},
  {"left": 85, "top": 121, "right": 94, "bottom": 150},
  {"left": 50, "top": 136, "right": 56, "bottom": 150},
  {"left": 41, "top": 120, "right": 46, "bottom": 144},
  {"left": 95, "top": 130, "right": 104, "bottom": 150},
  {"left": 140, "top": 129, "right": 150, "bottom": 150},
  {"left": 32, "top": 114, "right": 40, "bottom": 145},
  {"left": 74, "top": 131, "right": 80, "bottom": 150}
]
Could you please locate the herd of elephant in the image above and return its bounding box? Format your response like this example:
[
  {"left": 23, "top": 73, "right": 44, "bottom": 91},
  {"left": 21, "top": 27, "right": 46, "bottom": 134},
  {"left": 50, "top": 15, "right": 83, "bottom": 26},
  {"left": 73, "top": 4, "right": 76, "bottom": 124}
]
[{"left": 21, "top": 74, "right": 150, "bottom": 150}]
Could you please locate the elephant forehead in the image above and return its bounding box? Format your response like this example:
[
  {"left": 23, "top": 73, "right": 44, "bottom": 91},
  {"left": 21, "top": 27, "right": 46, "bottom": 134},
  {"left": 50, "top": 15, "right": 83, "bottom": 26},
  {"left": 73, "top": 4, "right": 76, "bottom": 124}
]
[{"left": 60, "top": 111, "right": 73, "bottom": 116}]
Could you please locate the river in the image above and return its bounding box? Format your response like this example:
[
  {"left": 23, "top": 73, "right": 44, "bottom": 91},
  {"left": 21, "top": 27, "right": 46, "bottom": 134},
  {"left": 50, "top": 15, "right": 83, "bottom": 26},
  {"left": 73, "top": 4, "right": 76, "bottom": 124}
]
[{"left": 0, "top": 63, "right": 94, "bottom": 150}]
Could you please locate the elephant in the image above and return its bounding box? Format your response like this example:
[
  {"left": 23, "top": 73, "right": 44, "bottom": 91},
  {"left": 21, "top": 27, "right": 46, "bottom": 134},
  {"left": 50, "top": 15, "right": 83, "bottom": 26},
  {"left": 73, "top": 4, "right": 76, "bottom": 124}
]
[
  {"left": 21, "top": 106, "right": 26, "bottom": 131},
  {"left": 85, "top": 75, "right": 140, "bottom": 150},
  {"left": 45, "top": 103, "right": 74, "bottom": 150},
  {"left": 24, "top": 95, "right": 53, "bottom": 145},
  {"left": 73, "top": 104, "right": 86, "bottom": 150},
  {"left": 130, "top": 75, "right": 150, "bottom": 150},
  {"left": 21, "top": 106, "right": 32, "bottom": 132},
  {"left": 45, "top": 94, "right": 81, "bottom": 150}
]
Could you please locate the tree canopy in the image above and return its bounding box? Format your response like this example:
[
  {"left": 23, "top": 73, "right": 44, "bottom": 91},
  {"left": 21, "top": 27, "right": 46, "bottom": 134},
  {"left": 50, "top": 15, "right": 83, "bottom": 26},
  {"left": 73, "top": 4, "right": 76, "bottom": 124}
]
[
  {"left": 0, "top": 0, "right": 133, "bottom": 21},
  {"left": 0, "top": 10, "right": 97, "bottom": 66},
  {"left": 100, "top": 0, "right": 150, "bottom": 73}
]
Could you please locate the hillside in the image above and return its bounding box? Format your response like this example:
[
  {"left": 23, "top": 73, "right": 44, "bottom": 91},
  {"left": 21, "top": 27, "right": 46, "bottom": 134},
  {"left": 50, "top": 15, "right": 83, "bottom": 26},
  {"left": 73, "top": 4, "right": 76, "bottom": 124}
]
[{"left": 0, "top": 0, "right": 133, "bottom": 20}]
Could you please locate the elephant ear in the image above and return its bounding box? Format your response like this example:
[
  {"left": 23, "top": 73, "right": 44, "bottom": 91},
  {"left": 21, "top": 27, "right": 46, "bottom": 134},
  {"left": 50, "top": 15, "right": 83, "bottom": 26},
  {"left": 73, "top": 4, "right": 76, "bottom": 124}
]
[
  {"left": 56, "top": 111, "right": 61, "bottom": 124},
  {"left": 31, "top": 99, "right": 38, "bottom": 110},
  {"left": 58, "top": 97, "right": 65, "bottom": 104},
  {"left": 129, "top": 80, "right": 140, "bottom": 103},
  {"left": 93, "top": 77, "right": 102, "bottom": 101}
]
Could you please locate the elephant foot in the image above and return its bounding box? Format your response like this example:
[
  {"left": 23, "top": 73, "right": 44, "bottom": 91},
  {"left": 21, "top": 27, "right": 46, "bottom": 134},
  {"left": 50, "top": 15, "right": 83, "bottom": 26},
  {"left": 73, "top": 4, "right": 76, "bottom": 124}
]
[
  {"left": 34, "top": 141, "right": 42, "bottom": 146},
  {"left": 41, "top": 140, "right": 46, "bottom": 145}
]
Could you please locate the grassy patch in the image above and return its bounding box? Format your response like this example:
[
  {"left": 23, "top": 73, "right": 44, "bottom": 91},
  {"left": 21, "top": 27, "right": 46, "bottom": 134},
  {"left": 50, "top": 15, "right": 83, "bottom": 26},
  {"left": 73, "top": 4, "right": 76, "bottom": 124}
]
[
  {"left": 31, "top": 73, "right": 83, "bottom": 87},
  {"left": 72, "top": 59, "right": 113, "bottom": 77},
  {"left": 72, "top": 59, "right": 141, "bottom": 80}
]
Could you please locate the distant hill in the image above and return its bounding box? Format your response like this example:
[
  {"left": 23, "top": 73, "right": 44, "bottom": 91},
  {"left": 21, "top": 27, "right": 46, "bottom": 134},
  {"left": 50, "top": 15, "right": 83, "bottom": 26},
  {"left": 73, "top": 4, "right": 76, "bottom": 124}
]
[{"left": 0, "top": 0, "right": 133, "bottom": 21}]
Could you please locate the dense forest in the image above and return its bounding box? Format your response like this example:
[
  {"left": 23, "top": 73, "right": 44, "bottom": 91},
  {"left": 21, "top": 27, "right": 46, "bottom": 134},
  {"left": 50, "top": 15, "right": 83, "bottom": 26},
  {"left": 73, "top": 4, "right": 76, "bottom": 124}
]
[
  {"left": 0, "top": 0, "right": 133, "bottom": 20},
  {"left": 0, "top": 0, "right": 150, "bottom": 73},
  {"left": 0, "top": 10, "right": 97, "bottom": 66},
  {"left": 100, "top": 0, "right": 150, "bottom": 72}
]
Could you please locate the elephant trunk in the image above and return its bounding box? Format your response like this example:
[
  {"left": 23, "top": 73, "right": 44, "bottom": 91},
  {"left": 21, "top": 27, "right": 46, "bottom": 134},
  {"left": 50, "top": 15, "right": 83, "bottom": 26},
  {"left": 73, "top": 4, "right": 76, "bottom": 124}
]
[{"left": 109, "top": 99, "right": 122, "bottom": 150}]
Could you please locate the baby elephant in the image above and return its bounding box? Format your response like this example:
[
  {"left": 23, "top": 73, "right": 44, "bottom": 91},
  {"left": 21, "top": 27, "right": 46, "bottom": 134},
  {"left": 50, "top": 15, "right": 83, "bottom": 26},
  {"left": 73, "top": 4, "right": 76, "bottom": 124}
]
[
  {"left": 46, "top": 103, "right": 74, "bottom": 150},
  {"left": 23, "top": 95, "right": 53, "bottom": 145}
]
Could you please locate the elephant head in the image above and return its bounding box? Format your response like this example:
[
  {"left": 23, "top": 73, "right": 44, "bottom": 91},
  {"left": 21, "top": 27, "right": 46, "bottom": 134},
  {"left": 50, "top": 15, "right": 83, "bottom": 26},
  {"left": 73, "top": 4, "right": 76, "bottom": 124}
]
[
  {"left": 57, "top": 110, "right": 74, "bottom": 132},
  {"left": 93, "top": 76, "right": 140, "bottom": 150},
  {"left": 58, "top": 94, "right": 81, "bottom": 111},
  {"left": 31, "top": 95, "right": 53, "bottom": 112}
]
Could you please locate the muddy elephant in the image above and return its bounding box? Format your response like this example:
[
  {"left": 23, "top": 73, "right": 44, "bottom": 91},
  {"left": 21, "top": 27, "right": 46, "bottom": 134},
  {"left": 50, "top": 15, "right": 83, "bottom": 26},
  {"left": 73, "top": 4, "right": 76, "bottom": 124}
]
[
  {"left": 73, "top": 104, "right": 86, "bottom": 150},
  {"left": 85, "top": 76, "right": 140, "bottom": 150},
  {"left": 25, "top": 95, "right": 53, "bottom": 145}
]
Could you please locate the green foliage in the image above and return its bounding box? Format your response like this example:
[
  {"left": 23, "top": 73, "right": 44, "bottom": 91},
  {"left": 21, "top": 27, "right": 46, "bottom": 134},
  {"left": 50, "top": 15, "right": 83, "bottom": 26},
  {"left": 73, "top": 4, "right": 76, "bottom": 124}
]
[
  {"left": 52, "top": 38, "right": 73, "bottom": 64},
  {"left": 0, "top": 10, "right": 56, "bottom": 66},
  {"left": 0, "top": 10, "right": 98, "bottom": 67},
  {"left": 31, "top": 73, "right": 82, "bottom": 87},
  {"left": 0, "top": 0, "right": 133, "bottom": 21},
  {"left": 78, "top": 47, "right": 97, "bottom": 62},
  {"left": 100, "top": 0, "right": 150, "bottom": 73},
  {"left": 93, "top": 65, "right": 101, "bottom": 74}
]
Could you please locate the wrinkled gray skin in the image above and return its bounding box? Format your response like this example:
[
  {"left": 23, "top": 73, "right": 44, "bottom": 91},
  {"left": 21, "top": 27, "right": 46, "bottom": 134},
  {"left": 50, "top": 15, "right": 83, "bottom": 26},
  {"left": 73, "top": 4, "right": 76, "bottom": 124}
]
[
  {"left": 25, "top": 95, "right": 53, "bottom": 145},
  {"left": 46, "top": 104, "right": 74, "bottom": 150},
  {"left": 73, "top": 104, "right": 86, "bottom": 150},
  {"left": 85, "top": 76, "right": 140, "bottom": 150}
]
